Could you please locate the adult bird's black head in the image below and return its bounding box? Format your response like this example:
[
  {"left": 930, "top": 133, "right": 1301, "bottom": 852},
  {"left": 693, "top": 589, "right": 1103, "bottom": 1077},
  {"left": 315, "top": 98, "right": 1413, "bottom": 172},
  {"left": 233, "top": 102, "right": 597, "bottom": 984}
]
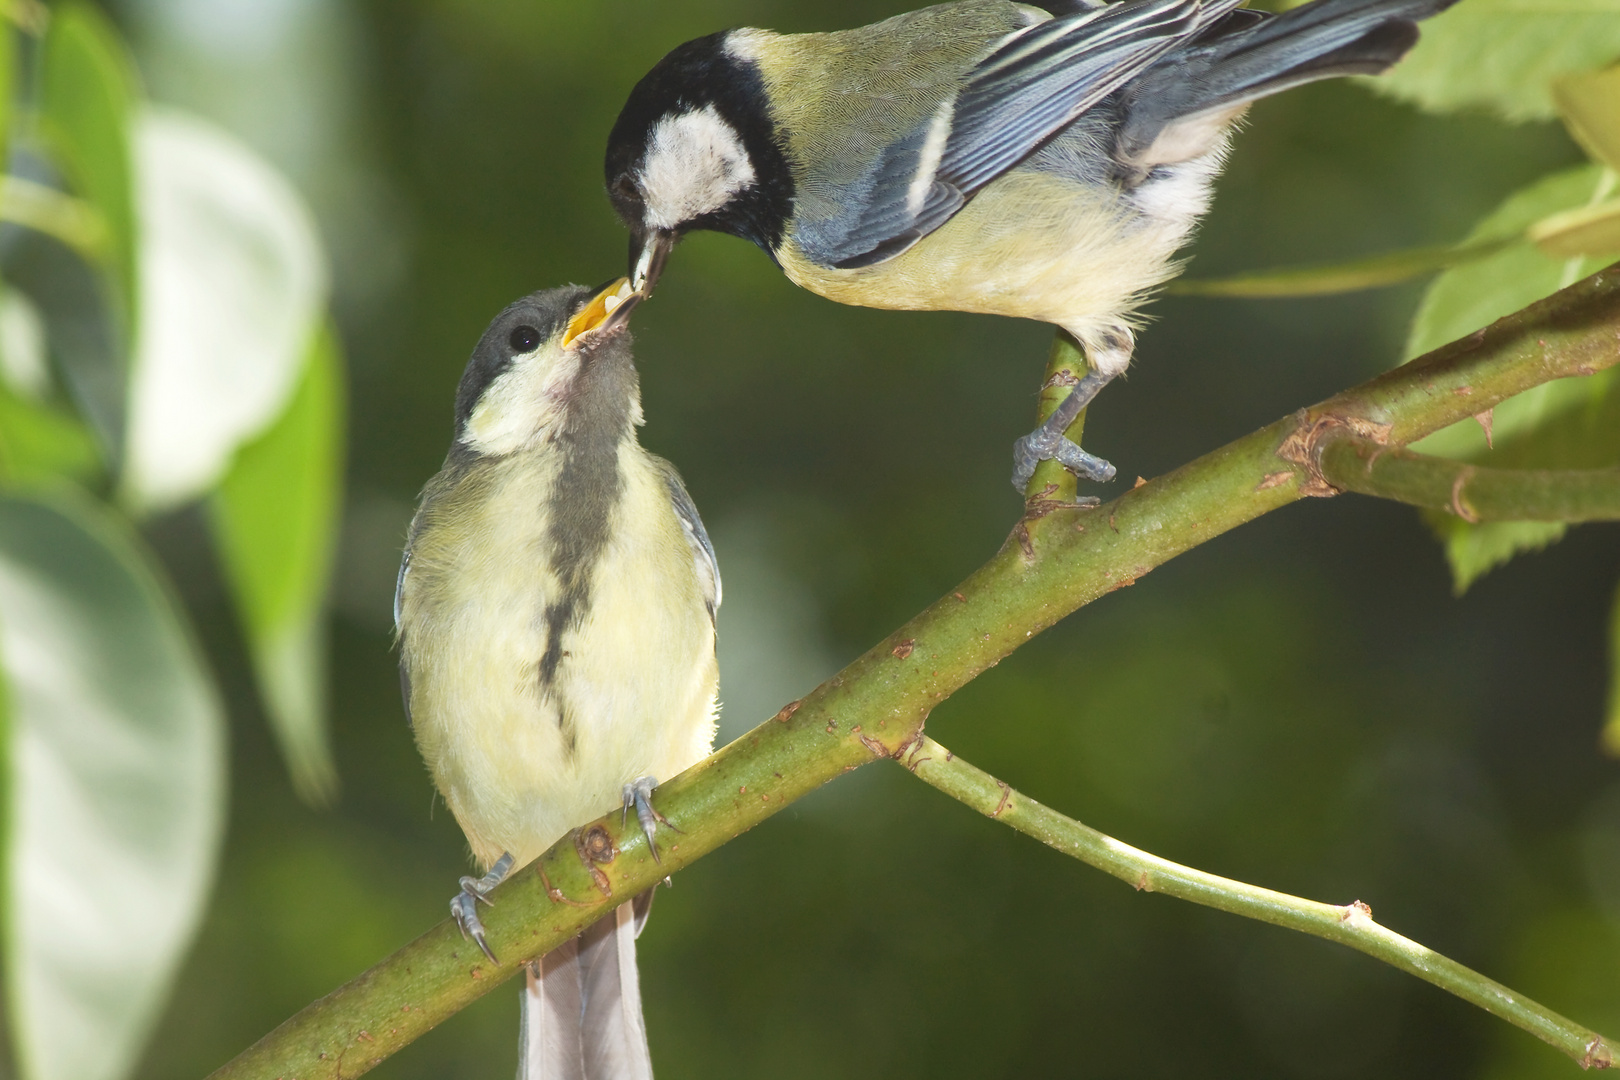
[{"left": 604, "top": 32, "right": 795, "bottom": 295}]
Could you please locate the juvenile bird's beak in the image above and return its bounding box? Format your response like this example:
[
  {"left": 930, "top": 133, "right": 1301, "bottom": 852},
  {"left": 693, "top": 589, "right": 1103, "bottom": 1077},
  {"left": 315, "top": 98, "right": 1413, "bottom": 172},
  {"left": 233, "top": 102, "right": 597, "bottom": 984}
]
[
  {"left": 628, "top": 226, "right": 675, "bottom": 295},
  {"left": 562, "top": 277, "right": 640, "bottom": 349}
]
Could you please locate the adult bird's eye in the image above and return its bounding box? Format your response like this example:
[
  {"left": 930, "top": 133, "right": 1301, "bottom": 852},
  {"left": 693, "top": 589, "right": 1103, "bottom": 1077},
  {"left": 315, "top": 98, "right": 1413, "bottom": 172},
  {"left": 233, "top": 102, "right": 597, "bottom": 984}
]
[{"left": 508, "top": 325, "right": 541, "bottom": 353}]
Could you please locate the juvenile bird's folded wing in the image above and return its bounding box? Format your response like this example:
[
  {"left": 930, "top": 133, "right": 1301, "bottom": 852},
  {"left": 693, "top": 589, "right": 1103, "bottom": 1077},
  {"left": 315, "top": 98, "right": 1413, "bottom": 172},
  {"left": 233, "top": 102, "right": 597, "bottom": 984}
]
[
  {"left": 654, "top": 457, "right": 721, "bottom": 621},
  {"left": 820, "top": 0, "right": 1238, "bottom": 269}
]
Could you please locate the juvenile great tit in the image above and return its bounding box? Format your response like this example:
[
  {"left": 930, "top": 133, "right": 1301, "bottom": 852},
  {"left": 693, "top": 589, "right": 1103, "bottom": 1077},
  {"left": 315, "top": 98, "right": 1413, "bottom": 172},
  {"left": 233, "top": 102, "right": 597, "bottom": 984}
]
[
  {"left": 604, "top": 0, "right": 1457, "bottom": 491},
  {"left": 395, "top": 280, "right": 720, "bottom": 1079}
]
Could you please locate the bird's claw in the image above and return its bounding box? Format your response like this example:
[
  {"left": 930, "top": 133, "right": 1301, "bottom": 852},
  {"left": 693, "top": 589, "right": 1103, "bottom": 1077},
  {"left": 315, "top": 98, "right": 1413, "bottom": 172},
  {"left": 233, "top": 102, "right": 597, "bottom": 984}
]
[
  {"left": 623, "top": 776, "right": 680, "bottom": 864},
  {"left": 449, "top": 851, "right": 513, "bottom": 963},
  {"left": 1011, "top": 432, "right": 1115, "bottom": 492}
]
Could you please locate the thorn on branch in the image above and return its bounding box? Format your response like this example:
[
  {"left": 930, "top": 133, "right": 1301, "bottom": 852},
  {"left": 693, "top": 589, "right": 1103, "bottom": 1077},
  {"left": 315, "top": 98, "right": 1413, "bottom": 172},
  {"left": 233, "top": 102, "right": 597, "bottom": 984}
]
[{"left": 538, "top": 867, "right": 593, "bottom": 908}]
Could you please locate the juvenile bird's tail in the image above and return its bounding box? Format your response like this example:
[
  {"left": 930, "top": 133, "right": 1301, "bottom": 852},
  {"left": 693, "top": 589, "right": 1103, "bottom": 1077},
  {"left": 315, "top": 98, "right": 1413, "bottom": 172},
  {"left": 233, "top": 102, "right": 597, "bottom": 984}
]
[
  {"left": 1118, "top": 0, "right": 1459, "bottom": 159},
  {"left": 518, "top": 892, "right": 656, "bottom": 1080}
]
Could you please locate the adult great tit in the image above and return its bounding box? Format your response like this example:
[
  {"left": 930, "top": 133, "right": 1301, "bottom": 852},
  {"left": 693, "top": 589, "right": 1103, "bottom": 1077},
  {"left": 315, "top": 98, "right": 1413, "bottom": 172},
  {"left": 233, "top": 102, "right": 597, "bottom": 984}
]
[
  {"left": 395, "top": 281, "right": 720, "bottom": 1079},
  {"left": 604, "top": 0, "right": 1457, "bottom": 491}
]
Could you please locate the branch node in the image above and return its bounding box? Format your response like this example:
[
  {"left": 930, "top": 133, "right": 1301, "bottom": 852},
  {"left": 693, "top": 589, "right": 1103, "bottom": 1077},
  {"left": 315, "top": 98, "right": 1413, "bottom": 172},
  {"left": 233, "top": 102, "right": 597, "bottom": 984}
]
[
  {"left": 573, "top": 829, "right": 613, "bottom": 898},
  {"left": 991, "top": 782, "right": 1013, "bottom": 818},
  {"left": 1448, "top": 468, "right": 1480, "bottom": 523},
  {"left": 1582, "top": 1036, "right": 1616, "bottom": 1070},
  {"left": 1341, "top": 899, "right": 1375, "bottom": 924},
  {"left": 892, "top": 638, "right": 917, "bottom": 659},
  {"left": 1134, "top": 871, "right": 1153, "bottom": 892},
  {"left": 773, "top": 700, "right": 802, "bottom": 723},
  {"left": 1278, "top": 412, "right": 1392, "bottom": 497}
]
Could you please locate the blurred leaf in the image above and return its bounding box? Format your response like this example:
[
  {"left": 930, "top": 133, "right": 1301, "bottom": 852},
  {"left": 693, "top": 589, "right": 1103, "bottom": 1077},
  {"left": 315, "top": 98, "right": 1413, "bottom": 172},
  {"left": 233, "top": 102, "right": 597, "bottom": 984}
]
[
  {"left": 1377, "top": 0, "right": 1620, "bottom": 123},
  {"left": 122, "top": 106, "right": 327, "bottom": 512},
  {"left": 1171, "top": 235, "right": 1515, "bottom": 298},
  {"left": 0, "top": 490, "right": 225, "bottom": 1080},
  {"left": 1422, "top": 515, "right": 1568, "bottom": 595},
  {"left": 0, "top": 383, "right": 102, "bottom": 487},
  {"left": 1555, "top": 64, "right": 1620, "bottom": 172},
  {"left": 1405, "top": 165, "right": 1620, "bottom": 589},
  {"left": 1529, "top": 195, "right": 1620, "bottom": 257},
  {"left": 1409, "top": 165, "right": 1617, "bottom": 452},
  {"left": 0, "top": 177, "right": 109, "bottom": 263},
  {"left": 1604, "top": 577, "right": 1620, "bottom": 755},
  {"left": 37, "top": 1, "right": 138, "bottom": 323},
  {"left": 212, "top": 324, "right": 343, "bottom": 805}
]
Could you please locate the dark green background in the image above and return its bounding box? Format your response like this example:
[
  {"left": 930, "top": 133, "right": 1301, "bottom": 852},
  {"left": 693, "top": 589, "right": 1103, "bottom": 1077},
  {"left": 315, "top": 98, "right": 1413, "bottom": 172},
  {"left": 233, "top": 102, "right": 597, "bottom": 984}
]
[{"left": 101, "top": 0, "right": 1619, "bottom": 1076}]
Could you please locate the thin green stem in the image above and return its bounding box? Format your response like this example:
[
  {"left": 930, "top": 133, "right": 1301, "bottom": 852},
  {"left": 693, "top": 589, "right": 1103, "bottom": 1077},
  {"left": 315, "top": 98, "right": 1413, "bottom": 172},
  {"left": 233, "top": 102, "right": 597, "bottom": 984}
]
[
  {"left": 900, "top": 735, "right": 1616, "bottom": 1070},
  {"left": 1169, "top": 234, "right": 1518, "bottom": 298},
  {"left": 207, "top": 264, "right": 1620, "bottom": 1080},
  {"left": 1320, "top": 436, "right": 1620, "bottom": 522},
  {"left": 1023, "top": 331, "right": 1090, "bottom": 502},
  {"left": 0, "top": 177, "right": 107, "bottom": 261}
]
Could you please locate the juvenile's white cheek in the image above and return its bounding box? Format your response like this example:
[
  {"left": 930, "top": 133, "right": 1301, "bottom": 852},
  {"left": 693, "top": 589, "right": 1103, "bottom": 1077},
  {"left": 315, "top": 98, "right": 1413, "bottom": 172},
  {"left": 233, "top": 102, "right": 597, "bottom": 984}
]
[
  {"left": 638, "top": 104, "right": 756, "bottom": 230},
  {"left": 463, "top": 346, "right": 580, "bottom": 456}
]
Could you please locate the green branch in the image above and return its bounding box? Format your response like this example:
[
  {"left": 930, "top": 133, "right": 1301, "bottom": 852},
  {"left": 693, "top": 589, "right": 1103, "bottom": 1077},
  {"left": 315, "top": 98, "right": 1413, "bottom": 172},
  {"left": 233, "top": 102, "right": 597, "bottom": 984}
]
[
  {"left": 207, "top": 264, "right": 1620, "bottom": 1080},
  {"left": 1169, "top": 235, "right": 1516, "bottom": 298},
  {"left": 1320, "top": 437, "right": 1620, "bottom": 521},
  {"left": 900, "top": 735, "right": 1616, "bottom": 1069}
]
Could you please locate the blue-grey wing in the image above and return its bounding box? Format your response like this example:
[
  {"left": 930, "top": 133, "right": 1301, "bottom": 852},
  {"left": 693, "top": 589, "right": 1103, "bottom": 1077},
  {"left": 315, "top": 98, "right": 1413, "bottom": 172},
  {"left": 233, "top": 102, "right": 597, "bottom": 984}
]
[
  {"left": 816, "top": 0, "right": 1236, "bottom": 269},
  {"left": 656, "top": 459, "right": 721, "bottom": 624},
  {"left": 395, "top": 549, "right": 413, "bottom": 728}
]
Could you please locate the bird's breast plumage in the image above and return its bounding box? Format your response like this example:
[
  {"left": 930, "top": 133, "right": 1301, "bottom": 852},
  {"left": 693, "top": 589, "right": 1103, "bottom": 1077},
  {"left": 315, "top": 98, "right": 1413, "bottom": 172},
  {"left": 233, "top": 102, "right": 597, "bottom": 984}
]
[{"left": 399, "top": 445, "right": 718, "bottom": 870}]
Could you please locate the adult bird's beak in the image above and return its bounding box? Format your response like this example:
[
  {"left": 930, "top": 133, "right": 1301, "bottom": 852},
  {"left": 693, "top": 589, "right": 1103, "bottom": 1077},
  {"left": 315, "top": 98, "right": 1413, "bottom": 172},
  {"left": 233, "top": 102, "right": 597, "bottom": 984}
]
[
  {"left": 628, "top": 226, "right": 675, "bottom": 295},
  {"left": 562, "top": 277, "right": 641, "bottom": 349}
]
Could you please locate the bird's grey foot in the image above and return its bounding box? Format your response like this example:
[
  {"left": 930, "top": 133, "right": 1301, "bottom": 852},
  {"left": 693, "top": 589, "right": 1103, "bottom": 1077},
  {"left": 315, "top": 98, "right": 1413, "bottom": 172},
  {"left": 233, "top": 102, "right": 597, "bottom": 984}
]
[
  {"left": 451, "top": 850, "right": 514, "bottom": 963},
  {"left": 1010, "top": 368, "right": 1118, "bottom": 493},
  {"left": 622, "top": 776, "right": 681, "bottom": 863}
]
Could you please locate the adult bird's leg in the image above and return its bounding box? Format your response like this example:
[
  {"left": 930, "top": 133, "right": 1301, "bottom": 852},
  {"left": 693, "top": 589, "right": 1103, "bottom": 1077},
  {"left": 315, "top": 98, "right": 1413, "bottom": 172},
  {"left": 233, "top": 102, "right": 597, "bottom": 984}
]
[
  {"left": 450, "top": 850, "right": 514, "bottom": 963},
  {"left": 623, "top": 776, "right": 681, "bottom": 863},
  {"left": 1011, "top": 325, "right": 1130, "bottom": 494}
]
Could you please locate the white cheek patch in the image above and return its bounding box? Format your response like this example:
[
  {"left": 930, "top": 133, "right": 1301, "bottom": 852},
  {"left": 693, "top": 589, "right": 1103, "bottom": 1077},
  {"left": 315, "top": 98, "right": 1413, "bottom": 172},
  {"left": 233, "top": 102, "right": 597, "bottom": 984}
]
[
  {"left": 638, "top": 104, "right": 756, "bottom": 230},
  {"left": 463, "top": 344, "right": 582, "bottom": 457}
]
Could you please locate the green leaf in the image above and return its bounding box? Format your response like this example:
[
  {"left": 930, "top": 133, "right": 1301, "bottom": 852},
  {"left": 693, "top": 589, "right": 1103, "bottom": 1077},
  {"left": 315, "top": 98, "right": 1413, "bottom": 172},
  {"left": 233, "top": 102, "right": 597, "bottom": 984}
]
[
  {"left": 0, "top": 489, "right": 225, "bottom": 1080},
  {"left": 1376, "top": 0, "right": 1620, "bottom": 123},
  {"left": 0, "top": 383, "right": 102, "bottom": 487},
  {"left": 1554, "top": 64, "right": 1620, "bottom": 172},
  {"left": 122, "top": 107, "right": 328, "bottom": 511},
  {"left": 212, "top": 324, "right": 343, "bottom": 805},
  {"left": 1405, "top": 164, "right": 1620, "bottom": 589},
  {"left": 37, "top": 2, "right": 139, "bottom": 327},
  {"left": 1423, "top": 514, "right": 1569, "bottom": 594}
]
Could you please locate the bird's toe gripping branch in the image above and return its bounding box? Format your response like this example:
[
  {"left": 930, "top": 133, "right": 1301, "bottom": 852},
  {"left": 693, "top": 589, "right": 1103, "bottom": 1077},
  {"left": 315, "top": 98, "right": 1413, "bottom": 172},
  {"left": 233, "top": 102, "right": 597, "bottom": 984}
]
[
  {"left": 1011, "top": 368, "right": 1118, "bottom": 492},
  {"left": 623, "top": 776, "right": 681, "bottom": 863},
  {"left": 450, "top": 851, "right": 514, "bottom": 963}
]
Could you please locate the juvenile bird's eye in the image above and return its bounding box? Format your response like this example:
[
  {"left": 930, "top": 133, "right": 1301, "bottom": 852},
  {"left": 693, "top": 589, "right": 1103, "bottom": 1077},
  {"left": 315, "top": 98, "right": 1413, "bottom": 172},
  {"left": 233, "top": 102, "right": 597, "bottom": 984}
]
[{"left": 508, "top": 325, "right": 541, "bottom": 353}]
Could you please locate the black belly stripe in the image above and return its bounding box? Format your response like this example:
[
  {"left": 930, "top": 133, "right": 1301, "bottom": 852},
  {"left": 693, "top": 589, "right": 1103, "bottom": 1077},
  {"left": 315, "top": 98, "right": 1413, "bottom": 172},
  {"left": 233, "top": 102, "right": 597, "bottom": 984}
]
[{"left": 532, "top": 337, "right": 636, "bottom": 739}]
